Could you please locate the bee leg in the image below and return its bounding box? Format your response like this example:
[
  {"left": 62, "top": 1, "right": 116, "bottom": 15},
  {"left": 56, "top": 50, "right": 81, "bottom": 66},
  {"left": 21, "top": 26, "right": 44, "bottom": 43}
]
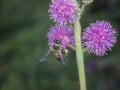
[
  {"left": 39, "top": 48, "right": 51, "bottom": 62},
  {"left": 60, "top": 51, "right": 67, "bottom": 65}
]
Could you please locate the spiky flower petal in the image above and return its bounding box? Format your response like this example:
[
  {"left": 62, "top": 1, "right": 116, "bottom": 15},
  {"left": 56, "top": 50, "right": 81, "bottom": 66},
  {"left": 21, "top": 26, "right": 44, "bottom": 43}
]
[
  {"left": 48, "top": 25, "right": 75, "bottom": 48},
  {"left": 82, "top": 20, "right": 117, "bottom": 56},
  {"left": 49, "top": 0, "right": 78, "bottom": 25}
]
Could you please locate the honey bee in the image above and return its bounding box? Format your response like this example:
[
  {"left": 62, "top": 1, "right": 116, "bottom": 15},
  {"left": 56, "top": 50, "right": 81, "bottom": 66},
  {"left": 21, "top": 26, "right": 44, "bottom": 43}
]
[{"left": 39, "top": 39, "right": 68, "bottom": 65}]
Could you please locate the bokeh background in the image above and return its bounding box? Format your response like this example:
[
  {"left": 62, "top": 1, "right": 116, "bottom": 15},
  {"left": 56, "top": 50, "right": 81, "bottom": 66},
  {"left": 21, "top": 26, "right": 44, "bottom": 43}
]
[{"left": 0, "top": 0, "right": 120, "bottom": 90}]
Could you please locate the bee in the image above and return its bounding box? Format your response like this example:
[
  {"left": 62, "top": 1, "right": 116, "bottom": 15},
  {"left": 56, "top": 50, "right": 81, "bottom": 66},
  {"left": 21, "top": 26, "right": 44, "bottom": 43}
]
[{"left": 39, "top": 39, "right": 68, "bottom": 65}]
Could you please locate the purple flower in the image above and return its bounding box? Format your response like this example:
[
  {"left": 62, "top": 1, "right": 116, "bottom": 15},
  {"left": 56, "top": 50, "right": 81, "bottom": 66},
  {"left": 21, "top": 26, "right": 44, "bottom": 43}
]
[
  {"left": 82, "top": 20, "right": 117, "bottom": 56},
  {"left": 48, "top": 25, "right": 75, "bottom": 48},
  {"left": 49, "top": 0, "right": 78, "bottom": 25}
]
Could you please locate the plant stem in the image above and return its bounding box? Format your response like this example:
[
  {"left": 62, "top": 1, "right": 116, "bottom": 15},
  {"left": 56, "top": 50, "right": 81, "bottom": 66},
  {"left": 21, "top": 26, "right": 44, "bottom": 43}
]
[{"left": 74, "top": 5, "right": 86, "bottom": 90}]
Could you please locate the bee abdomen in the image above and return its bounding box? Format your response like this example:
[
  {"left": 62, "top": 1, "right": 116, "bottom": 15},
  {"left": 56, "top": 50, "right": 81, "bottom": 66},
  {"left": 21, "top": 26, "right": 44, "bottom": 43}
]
[{"left": 54, "top": 52, "right": 61, "bottom": 61}]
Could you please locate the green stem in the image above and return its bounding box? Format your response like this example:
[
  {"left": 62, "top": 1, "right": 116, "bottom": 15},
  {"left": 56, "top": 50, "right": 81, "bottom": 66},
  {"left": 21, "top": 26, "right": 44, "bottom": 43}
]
[
  {"left": 79, "top": 5, "right": 85, "bottom": 19},
  {"left": 74, "top": 5, "right": 86, "bottom": 90},
  {"left": 68, "top": 44, "right": 76, "bottom": 51}
]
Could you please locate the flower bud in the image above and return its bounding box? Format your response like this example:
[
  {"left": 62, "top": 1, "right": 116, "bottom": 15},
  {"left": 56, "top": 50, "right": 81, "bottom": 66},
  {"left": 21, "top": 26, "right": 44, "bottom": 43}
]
[{"left": 82, "top": 0, "right": 94, "bottom": 5}]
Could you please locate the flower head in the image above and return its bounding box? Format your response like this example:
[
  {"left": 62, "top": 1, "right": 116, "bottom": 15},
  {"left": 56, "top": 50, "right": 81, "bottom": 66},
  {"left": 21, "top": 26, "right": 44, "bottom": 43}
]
[
  {"left": 48, "top": 25, "right": 75, "bottom": 48},
  {"left": 49, "top": 0, "right": 78, "bottom": 25},
  {"left": 82, "top": 20, "right": 117, "bottom": 56}
]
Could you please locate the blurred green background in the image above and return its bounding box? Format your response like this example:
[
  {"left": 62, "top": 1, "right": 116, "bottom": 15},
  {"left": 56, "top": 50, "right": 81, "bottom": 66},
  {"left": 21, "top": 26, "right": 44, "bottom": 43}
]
[{"left": 0, "top": 0, "right": 120, "bottom": 90}]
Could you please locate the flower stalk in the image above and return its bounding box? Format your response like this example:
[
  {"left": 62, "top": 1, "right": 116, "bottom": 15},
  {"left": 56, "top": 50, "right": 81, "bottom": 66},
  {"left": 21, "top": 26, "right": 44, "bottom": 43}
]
[{"left": 74, "top": 4, "right": 86, "bottom": 90}]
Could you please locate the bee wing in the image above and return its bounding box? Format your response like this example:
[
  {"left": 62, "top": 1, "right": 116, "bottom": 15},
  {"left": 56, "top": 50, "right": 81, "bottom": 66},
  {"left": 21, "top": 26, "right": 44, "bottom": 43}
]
[
  {"left": 60, "top": 50, "right": 67, "bottom": 65},
  {"left": 39, "top": 49, "right": 51, "bottom": 62}
]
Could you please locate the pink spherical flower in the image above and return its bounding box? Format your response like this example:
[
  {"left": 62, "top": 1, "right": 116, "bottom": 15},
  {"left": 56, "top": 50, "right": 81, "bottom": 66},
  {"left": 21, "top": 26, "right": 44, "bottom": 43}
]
[
  {"left": 82, "top": 20, "right": 117, "bottom": 56},
  {"left": 49, "top": 0, "right": 78, "bottom": 25},
  {"left": 48, "top": 25, "right": 75, "bottom": 48}
]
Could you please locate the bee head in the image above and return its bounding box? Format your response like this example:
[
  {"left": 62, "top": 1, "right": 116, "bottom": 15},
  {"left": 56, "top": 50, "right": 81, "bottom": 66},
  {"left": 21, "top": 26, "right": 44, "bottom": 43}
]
[{"left": 54, "top": 39, "right": 61, "bottom": 44}]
